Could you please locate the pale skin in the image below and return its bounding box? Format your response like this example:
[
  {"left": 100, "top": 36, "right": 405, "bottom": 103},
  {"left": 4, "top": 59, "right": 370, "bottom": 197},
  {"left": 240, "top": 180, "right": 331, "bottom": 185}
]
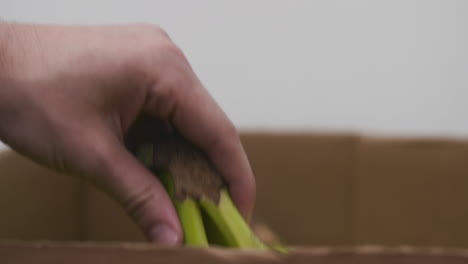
[{"left": 0, "top": 23, "right": 256, "bottom": 245}]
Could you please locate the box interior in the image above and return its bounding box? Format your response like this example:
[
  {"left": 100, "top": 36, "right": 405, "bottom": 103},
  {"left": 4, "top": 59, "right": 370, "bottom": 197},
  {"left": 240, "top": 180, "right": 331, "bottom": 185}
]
[{"left": 1, "top": 132, "right": 467, "bottom": 248}]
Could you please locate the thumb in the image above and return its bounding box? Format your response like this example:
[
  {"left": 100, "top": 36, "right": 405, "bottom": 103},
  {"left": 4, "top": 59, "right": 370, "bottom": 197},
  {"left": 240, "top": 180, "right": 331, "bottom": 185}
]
[{"left": 76, "top": 132, "right": 182, "bottom": 245}]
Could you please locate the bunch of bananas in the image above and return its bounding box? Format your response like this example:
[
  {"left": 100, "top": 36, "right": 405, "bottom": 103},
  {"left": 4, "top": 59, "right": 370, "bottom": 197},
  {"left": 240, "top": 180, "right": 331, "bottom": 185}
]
[{"left": 136, "top": 133, "right": 285, "bottom": 251}]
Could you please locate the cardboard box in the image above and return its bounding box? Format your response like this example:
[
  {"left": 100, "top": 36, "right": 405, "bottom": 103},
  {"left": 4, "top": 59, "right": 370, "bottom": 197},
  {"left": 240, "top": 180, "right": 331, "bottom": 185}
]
[
  {"left": 2, "top": 242, "right": 468, "bottom": 264},
  {"left": 1, "top": 132, "right": 467, "bottom": 263}
]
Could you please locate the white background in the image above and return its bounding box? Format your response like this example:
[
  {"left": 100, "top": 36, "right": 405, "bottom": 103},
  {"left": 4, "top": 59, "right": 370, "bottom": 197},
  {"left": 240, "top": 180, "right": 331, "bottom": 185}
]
[{"left": 1, "top": 0, "right": 467, "bottom": 149}]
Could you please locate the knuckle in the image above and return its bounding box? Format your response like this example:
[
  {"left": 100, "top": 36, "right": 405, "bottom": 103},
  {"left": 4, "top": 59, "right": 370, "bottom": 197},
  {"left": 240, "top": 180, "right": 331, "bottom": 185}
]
[
  {"left": 152, "top": 25, "right": 170, "bottom": 38},
  {"left": 156, "top": 40, "right": 185, "bottom": 60},
  {"left": 134, "top": 23, "right": 169, "bottom": 38},
  {"left": 146, "top": 83, "right": 178, "bottom": 119},
  {"left": 207, "top": 121, "right": 241, "bottom": 158},
  {"left": 140, "top": 35, "right": 187, "bottom": 72},
  {"left": 139, "top": 25, "right": 175, "bottom": 53},
  {"left": 222, "top": 121, "right": 239, "bottom": 142},
  {"left": 129, "top": 24, "right": 184, "bottom": 67},
  {"left": 122, "top": 184, "right": 156, "bottom": 220}
]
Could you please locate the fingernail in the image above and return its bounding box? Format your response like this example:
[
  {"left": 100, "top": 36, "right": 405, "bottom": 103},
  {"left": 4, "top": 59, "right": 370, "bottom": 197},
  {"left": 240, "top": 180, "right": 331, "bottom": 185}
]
[{"left": 149, "top": 225, "right": 180, "bottom": 245}]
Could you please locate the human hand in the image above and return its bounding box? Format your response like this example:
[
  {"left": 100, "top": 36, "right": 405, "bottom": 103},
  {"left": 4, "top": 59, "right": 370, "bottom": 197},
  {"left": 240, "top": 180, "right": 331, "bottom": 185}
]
[{"left": 0, "top": 23, "right": 255, "bottom": 245}]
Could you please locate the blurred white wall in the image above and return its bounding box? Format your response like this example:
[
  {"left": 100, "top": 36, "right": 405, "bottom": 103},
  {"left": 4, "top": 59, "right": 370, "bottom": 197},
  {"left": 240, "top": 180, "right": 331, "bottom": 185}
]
[{"left": 1, "top": 0, "right": 467, "bottom": 152}]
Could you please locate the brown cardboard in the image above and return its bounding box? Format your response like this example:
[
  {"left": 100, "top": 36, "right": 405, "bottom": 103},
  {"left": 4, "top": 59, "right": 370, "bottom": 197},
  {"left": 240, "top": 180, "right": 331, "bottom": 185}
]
[
  {"left": 240, "top": 133, "right": 358, "bottom": 246},
  {"left": 82, "top": 184, "right": 144, "bottom": 241},
  {"left": 1, "top": 132, "right": 468, "bottom": 262},
  {"left": 2, "top": 242, "right": 468, "bottom": 264},
  {"left": 355, "top": 137, "right": 468, "bottom": 247},
  {"left": 0, "top": 151, "right": 83, "bottom": 240}
]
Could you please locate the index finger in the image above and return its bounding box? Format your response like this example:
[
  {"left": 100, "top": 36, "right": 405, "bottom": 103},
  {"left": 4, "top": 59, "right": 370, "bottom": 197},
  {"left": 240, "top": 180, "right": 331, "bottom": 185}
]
[{"left": 170, "top": 82, "right": 256, "bottom": 221}]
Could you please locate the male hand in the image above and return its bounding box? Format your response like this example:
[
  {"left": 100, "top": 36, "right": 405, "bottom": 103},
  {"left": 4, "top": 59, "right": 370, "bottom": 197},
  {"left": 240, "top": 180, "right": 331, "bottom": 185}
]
[{"left": 0, "top": 23, "right": 255, "bottom": 245}]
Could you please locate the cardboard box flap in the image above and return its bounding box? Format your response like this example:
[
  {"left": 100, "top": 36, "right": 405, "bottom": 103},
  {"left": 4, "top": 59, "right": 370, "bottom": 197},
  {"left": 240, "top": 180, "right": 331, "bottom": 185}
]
[
  {"left": 0, "top": 151, "right": 83, "bottom": 240},
  {"left": 241, "top": 133, "right": 358, "bottom": 245},
  {"left": 2, "top": 242, "right": 468, "bottom": 264},
  {"left": 355, "top": 137, "right": 468, "bottom": 247},
  {"left": 1, "top": 133, "right": 468, "bottom": 248}
]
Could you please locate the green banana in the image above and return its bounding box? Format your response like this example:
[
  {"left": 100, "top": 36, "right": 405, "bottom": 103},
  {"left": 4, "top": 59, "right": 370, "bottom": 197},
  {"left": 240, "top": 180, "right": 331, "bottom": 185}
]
[
  {"left": 175, "top": 197, "right": 208, "bottom": 246},
  {"left": 200, "top": 189, "right": 268, "bottom": 249},
  {"left": 159, "top": 171, "right": 208, "bottom": 246},
  {"left": 137, "top": 144, "right": 209, "bottom": 247},
  {"left": 136, "top": 136, "right": 283, "bottom": 251}
]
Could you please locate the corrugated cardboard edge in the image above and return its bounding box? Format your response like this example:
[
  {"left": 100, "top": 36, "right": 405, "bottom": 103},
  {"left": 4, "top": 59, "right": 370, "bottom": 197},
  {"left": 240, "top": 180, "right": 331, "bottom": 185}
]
[{"left": 2, "top": 241, "right": 468, "bottom": 264}]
